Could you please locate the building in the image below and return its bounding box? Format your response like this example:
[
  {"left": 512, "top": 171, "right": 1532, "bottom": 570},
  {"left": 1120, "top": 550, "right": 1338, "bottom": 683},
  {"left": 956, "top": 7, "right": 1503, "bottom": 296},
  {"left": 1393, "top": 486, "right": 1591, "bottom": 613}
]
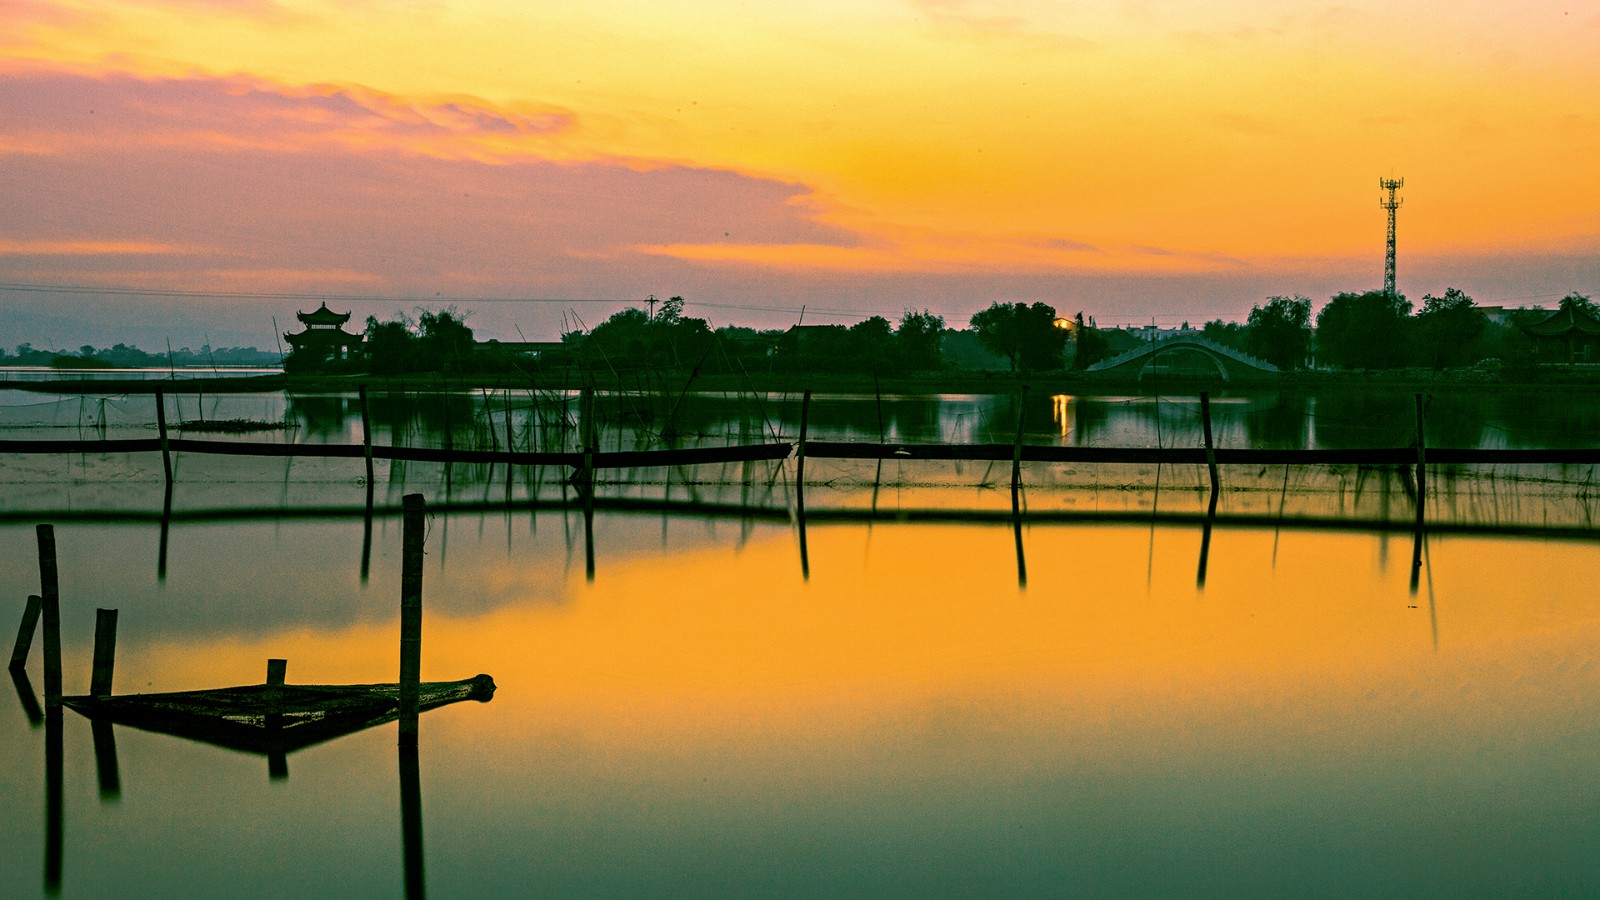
[
  {"left": 1519, "top": 304, "right": 1600, "bottom": 364},
  {"left": 283, "top": 303, "right": 363, "bottom": 363}
]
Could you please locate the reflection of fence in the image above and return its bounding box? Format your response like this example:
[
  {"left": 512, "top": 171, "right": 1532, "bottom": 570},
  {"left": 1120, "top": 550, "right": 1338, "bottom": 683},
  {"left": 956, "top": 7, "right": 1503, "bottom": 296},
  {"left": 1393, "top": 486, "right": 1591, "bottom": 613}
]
[{"left": 7, "top": 387, "right": 1600, "bottom": 484}]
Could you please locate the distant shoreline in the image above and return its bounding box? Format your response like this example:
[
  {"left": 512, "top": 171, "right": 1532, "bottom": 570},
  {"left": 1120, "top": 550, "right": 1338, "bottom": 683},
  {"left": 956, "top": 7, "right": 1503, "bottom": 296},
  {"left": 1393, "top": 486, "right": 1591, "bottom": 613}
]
[{"left": 4, "top": 366, "right": 1600, "bottom": 396}]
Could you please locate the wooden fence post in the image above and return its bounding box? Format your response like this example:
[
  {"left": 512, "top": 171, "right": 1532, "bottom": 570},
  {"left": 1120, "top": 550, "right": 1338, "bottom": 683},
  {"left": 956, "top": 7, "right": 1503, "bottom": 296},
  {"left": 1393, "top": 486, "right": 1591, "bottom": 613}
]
[
  {"left": 1200, "top": 391, "right": 1220, "bottom": 497},
  {"left": 155, "top": 387, "right": 173, "bottom": 487},
  {"left": 90, "top": 608, "right": 117, "bottom": 697},
  {"left": 38, "top": 525, "right": 61, "bottom": 708},
  {"left": 399, "top": 493, "right": 424, "bottom": 747},
  {"left": 796, "top": 390, "right": 811, "bottom": 579},
  {"left": 1011, "top": 386, "right": 1026, "bottom": 514},
  {"left": 359, "top": 385, "right": 375, "bottom": 488}
]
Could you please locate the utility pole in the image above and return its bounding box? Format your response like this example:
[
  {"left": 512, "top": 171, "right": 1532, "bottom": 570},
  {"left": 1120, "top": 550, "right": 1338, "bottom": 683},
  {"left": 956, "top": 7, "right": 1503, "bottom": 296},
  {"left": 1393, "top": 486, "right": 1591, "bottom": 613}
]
[
  {"left": 646, "top": 294, "right": 657, "bottom": 321},
  {"left": 1380, "top": 177, "right": 1404, "bottom": 298}
]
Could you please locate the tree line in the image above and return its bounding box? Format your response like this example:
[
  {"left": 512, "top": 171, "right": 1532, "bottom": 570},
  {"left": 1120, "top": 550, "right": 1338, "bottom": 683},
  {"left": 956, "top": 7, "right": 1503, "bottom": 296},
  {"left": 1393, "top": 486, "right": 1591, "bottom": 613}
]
[{"left": 19, "top": 287, "right": 1592, "bottom": 377}]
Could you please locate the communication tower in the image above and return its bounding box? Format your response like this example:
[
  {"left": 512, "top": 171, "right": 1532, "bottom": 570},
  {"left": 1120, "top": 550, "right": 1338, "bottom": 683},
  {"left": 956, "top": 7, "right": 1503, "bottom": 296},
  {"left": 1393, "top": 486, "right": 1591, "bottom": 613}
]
[{"left": 1379, "top": 177, "right": 1404, "bottom": 297}]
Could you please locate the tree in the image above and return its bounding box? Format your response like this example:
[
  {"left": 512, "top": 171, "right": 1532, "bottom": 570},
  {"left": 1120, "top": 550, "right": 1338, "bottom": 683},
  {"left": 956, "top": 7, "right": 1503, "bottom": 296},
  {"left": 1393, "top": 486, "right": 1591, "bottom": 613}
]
[
  {"left": 1416, "top": 288, "right": 1488, "bottom": 369},
  {"left": 1315, "top": 290, "right": 1412, "bottom": 370},
  {"left": 1070, "top": 311, "right": 1108, "bottom": 370},
  {"left": 1245, "top": 295, "right": 1312, "bottom": 369},
  {"left": 364, "top": 314, "right": 417, "bottom": 375},
  {"left": 1560, "top": 292, "right": 1597, "bottom": 315},
  {"left": 1201, "top": 319, "right": 1248, "bottom": 352},
  {"left": 969, "top": 301, "right": 1068, "bottom": 372},
  {"left": 415, "top": 307, "right": 475, "bottom": 373},
  {"left": 848, "top": 316, "right": 894, "bottom": 371},
  {"left": 895, "top": 309, "right": 945, "bottom": 370}
]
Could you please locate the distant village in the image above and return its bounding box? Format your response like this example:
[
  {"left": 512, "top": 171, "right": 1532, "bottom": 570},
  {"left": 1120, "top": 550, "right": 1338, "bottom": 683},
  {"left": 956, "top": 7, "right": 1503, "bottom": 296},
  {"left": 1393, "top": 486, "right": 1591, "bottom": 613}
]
[{"left": 5, "top": 287, "right": 1598, "bottom": 380}]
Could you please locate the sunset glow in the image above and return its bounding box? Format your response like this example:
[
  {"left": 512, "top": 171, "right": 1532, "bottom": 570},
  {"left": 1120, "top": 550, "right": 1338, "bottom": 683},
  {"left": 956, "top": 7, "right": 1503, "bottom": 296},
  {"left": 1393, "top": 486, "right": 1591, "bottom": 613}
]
[{"left": 2, "top": 0, "right": 1598, "bottom": 345}]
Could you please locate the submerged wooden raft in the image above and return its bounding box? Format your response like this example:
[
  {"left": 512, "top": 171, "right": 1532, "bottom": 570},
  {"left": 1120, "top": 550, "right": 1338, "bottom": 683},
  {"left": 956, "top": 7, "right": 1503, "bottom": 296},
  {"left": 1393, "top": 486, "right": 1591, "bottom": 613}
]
[{"left": 61, "top": 674, "right": 494, "bottom": 756}]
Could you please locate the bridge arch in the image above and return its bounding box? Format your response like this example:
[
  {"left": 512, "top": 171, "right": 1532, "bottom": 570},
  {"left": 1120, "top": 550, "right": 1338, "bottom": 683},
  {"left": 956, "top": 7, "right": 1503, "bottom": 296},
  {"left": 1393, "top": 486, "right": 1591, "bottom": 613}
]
[{"left": 1086, "top": 335, "right": 1280, "bottom": 380}]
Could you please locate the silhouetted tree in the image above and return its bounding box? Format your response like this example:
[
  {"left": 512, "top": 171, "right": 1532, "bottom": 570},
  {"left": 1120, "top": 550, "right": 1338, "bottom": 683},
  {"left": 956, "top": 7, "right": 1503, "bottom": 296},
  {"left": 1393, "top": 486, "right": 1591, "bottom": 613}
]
[
  {"left": 1245, "top": 295, "right": 1312, "bottom": 369},
  {"left": 364, "top": 315, "right": 417, "bottom": 375},
  {"left": 896, "top": 309, "right": 945, "bottom": 370},
  {"left": 415, "top": 307, "right": 475, "bottom": 373},
  {"left": 849, "top": 316, "right": 894, "bottom": 371},
  {"left": 1560, "top": 291, "right": 1597, "bottom": 315},
  {"left": 1315, "top": 290, "right": 1412, "bottom": 370},
  {"left": 1416, "top": 288, "right": 1488, "bottom": 369},
  {"left": 1070, "top": 311, "right": 1109, "bottom": 370},
  {"left": 1201, "top": 319, "right": 1248, "bottom": 352},
  {"left": 970, "top": 301, "right": 1068, "bottom": 372}
]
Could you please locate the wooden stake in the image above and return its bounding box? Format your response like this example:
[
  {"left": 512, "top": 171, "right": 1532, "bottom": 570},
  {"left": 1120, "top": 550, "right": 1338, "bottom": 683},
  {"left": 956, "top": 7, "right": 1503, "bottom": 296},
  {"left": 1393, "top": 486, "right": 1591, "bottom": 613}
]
[
  {"left": 9, "top": 594, "right": 40, "bottom": 671},
  {"left": 399, "top": 494, "right": 424, "bottom": 746},
  {"left": 155, "top": 387, "right": 173, "bottom": 487},
  {"left": 90, "top": 608, "right": 117, "bottom": 697},
  {"left": 1011, "top": 386, "right": 1026, "bottom": 514},
  {"left": 1200, "top": 391, "right": 1220, "bottom": 497},
  {"left": 38, "top": 525, "right": 61, "bottom": 708},
  {"left": 796, "top": 390, "right": 811, "bottom": 579},
  {"left": 359, "top": 385, "right": 375, "bottom": 488}
]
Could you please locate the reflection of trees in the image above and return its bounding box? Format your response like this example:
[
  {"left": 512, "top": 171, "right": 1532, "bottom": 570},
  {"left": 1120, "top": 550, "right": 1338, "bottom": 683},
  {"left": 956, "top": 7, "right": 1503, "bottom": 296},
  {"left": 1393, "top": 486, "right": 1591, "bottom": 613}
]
[
  {"left": 1245, "top": 393, "right": 1310, "bottom": 449},
  {"left": 286, "top": 395, "right": 351, "bottom": 440},
  {"left": 1309, "top": 392, "right": 1418, "bottom": 449},
  {"left": 1487, "top": 391, "right": 1600, "bottom": 449}
]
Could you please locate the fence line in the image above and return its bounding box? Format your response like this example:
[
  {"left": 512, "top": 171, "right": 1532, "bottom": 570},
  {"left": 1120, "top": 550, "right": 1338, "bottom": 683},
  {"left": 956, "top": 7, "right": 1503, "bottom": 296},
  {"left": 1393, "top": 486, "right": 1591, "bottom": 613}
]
[{"left": 3, "top": 388, "right": 1600, "bottom": 480}]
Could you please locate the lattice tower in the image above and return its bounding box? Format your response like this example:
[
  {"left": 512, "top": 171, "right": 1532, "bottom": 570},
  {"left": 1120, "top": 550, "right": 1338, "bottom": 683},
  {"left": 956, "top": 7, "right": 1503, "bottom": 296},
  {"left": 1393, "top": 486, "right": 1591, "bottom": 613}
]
[{"left": 1380, "top": 177, "right": 1404, "bottom": 297}]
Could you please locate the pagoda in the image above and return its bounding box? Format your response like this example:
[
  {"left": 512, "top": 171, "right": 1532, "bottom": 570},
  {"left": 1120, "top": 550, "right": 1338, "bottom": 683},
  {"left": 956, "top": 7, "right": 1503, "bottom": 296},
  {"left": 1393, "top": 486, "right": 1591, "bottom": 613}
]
[
  {"left": 1519, "top": 303, "right": 1600, "bottom": 365},
  {"left": 283, "top": 302, "right": 363, "bottom": 363}
]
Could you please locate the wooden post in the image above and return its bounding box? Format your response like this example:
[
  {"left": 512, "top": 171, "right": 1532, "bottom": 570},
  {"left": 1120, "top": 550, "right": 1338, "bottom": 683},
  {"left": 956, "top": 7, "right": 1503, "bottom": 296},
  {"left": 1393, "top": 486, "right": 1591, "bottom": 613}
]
[
  {"left": 1011, "top": 386, "right": 1026, "bottom": 514},
  {"left": 399, "top": 493, "right": 424, "bottom": 747},
  {"left": 38, "top": 525, "right": 61, "bottom": 708},
  {"left": 796, "top": 390, "right": 811, "bottom": 579},
  {"left": 266, "top": 658, "right": 287, "bottom": 686},
  {"left": 90, "top": 608, "right": 117, "bottom": 697},
  {"left": 10, "top": 594, "right": 41, "bottom": 671},
  {"left": 45, "top": 707, "right": 63, "bottom": 891},
  {"left": 1414, "top": 393, "right": 1427, "bottom": 516},
  {"left": 1200, "top": 391, "right": 1220, "bottom": 497},
  {"left": 400, "top": 743, "right": 426, "bottom": 899},
  {"left": 157, "top": 482, "right": 173, "bottom": 582},
  {"left": 359, "top": 385, "right": 375, "bottom": 488},
  {"left": 1412, "top": 393, "right": 1427, "bottom": 579},
  {"left": 155, "top": 387, "right": 173, "bottom": 487}
]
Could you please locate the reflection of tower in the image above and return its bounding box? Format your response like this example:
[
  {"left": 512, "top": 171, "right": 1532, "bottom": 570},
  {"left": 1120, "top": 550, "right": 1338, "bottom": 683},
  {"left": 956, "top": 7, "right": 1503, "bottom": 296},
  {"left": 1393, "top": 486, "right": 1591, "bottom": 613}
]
[{"left": 1379, "top": 177, "right": 1404, "bottom": 297}]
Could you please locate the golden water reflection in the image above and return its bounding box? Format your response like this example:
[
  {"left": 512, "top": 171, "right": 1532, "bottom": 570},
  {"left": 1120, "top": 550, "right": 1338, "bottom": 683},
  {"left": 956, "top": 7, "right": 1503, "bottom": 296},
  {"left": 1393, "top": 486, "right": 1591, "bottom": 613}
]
[{"left": 6, "top": 515, "right": 1600, "bottom": 895}]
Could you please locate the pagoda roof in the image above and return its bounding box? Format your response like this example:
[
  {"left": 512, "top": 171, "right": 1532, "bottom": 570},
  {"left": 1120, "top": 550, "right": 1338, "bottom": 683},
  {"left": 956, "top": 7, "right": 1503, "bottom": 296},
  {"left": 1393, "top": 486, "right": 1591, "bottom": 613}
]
[
  {"left": 1520, "top": 305, "right": 1600, "bottom": 338},
  {"left": 295, "top": 302, "right": 353, "bottom": 326}
]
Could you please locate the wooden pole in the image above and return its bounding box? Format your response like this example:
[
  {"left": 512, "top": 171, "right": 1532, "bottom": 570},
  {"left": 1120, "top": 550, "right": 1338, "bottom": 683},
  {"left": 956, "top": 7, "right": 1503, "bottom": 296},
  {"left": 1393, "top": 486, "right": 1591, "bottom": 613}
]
[
  {"left": 1011, "top": 386, "right": 1026, "bottom": 514},
  {"left": 266, "top": 658, "right": 287, "bottom": 686},
  {"left": 1412, "top": 393, "right": 1427, "bottom": 578},
  {"left": 359, "top": 385, "right": 375, "bottom": 488},
  {"left": 796, "top": 390, "right": 811, "bottom": 579},
  {"left": 155, "top": 387, "right": 173, "bottom": 487},
  {"left": 38, "top": 525, "right": 61, "bottom": 708},
  {"left": 399, "top": 493, "right": 424, "bottom": 747},
  {"left": 400, "top": 743, "right": 426, "bottom": 899},
  {"left": 90, "top": 608, "right": 117, "bottom": 697},
  {"left": 10, "top": 594, "right": 41, "bottom": 671},
  {"left": 1200, "top": 391, "right": 1220, "bottom": 497}
]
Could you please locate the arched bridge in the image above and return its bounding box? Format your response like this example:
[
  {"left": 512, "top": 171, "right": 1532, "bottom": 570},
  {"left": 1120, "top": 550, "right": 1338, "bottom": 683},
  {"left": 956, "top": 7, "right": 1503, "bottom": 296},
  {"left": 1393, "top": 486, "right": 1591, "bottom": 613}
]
[{"left": 1085, "top": 335, "right": 1280, "bottom": 381}]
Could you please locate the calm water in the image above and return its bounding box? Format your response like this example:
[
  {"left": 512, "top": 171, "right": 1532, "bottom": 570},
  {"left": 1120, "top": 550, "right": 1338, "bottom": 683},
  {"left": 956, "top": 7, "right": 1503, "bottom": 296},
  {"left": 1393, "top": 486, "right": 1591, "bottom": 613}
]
[{"left": 4, "top": 389, "right": 1600, "bottom": 897}]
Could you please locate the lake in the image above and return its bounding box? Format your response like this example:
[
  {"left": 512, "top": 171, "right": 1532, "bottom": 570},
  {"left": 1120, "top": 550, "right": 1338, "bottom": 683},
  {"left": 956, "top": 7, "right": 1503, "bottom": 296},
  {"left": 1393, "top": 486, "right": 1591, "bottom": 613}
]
[{"left": 3, "top": 386, "right": 1600, "bottom": 897}]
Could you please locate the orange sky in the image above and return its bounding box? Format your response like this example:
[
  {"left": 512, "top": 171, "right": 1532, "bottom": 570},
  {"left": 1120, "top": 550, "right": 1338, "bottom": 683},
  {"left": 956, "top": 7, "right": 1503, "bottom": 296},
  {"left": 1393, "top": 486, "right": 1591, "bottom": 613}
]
[{"left": 1, "top": 0, "right": 1597, "bottom": 346}]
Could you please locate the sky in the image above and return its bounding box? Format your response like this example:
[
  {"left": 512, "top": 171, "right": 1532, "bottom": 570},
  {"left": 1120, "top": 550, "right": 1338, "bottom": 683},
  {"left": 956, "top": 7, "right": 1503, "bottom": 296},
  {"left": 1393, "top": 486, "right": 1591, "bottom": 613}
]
[{"left": 2, "top": 0, "right": 1597, "bottom": 350}]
